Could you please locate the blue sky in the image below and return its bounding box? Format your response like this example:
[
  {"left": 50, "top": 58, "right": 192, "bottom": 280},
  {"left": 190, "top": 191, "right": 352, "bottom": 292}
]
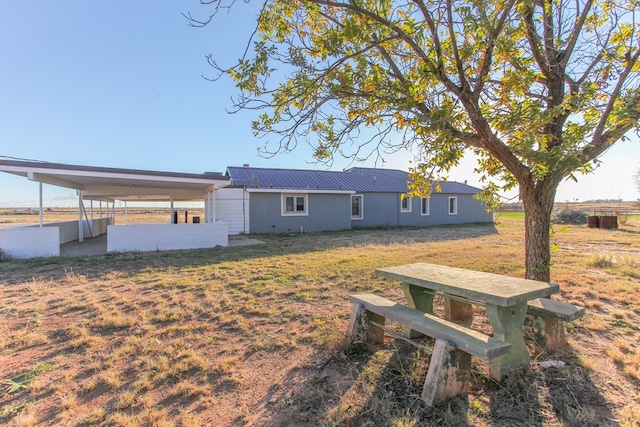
[{"left": 1, "top": 1, "right": 638, "bottom": 207}]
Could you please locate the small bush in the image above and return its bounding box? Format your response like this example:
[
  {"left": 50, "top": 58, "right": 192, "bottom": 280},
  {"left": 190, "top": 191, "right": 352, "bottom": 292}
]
[
  {"left": 589, "top": 253, "right": 616, "bottom": 269},
  {"left": 614, "top": 210, "right": 628, "bottom": 225},
  {"left": 553, "top": 209, "right": 588, "bottom": 225}
]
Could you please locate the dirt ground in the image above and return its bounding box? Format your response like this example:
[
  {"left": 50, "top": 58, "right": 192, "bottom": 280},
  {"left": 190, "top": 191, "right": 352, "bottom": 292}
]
[{"left": 1, "top": 216, "right": 640, "bottom": 426}]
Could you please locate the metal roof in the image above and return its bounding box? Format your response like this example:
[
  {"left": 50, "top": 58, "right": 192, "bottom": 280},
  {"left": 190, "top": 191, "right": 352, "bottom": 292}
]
[
  {"left": 226, "top": 166, "right": 480, "bottom": 194},
  {"left": 0, "top": 158, "right": 230, "bottom": 202}
]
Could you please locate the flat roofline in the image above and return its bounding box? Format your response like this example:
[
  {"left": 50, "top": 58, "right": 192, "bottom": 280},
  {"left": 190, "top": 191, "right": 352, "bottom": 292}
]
[{"left": 0, "top": 158, "right": 229, "bottom": 182}]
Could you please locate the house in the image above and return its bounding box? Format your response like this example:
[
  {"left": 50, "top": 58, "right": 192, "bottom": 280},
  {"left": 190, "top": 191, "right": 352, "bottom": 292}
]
[
  {"left": 216, "top": 166, "right": 493, "bottom": 234},
  {"left": 0, "top": 158, "right": 493, "bottom": 258}
]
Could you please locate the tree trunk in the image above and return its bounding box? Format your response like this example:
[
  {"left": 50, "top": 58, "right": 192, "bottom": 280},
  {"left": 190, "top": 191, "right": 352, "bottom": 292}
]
[{"left": 520, "top": 183, "right": 557, "bottom": 282}]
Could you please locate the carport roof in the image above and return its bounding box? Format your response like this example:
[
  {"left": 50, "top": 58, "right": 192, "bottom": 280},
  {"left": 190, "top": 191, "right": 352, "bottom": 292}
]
[{"left": 0, "top": 158, "right": 230, "bottom": 202}]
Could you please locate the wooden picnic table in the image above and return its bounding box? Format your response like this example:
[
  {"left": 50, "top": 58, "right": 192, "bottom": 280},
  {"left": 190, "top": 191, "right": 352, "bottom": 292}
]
[{"left": 375, "top": 262, "right": 560, "bottom": 379}]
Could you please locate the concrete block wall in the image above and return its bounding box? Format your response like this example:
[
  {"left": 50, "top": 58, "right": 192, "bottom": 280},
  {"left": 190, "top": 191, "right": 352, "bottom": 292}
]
[
  {"left": 22, "top": 218, "right": 110, "bottom": 244},
  {"left": 107, "top": 222, "right": 228, "bottom": 253},
  {"left": 0, "top": 227, "right": 60, "bottom": 259}
]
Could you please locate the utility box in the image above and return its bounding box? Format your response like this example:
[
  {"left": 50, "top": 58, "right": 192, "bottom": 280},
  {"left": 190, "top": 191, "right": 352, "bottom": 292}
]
[{"left": 599, "top": 216, "right": 618, "bottom": 229}]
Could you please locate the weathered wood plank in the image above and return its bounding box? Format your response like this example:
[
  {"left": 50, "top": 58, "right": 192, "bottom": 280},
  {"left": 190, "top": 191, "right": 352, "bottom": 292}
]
[
  {"left": 422, "top": 339, "right": 471, "bottom": 406},
  {"left": 376, "top": 263, "right": 559, "bottom": 306},
  {"left": 527, "top": 298, "right": 585, "bottom": 321},
  {"left": 348, "top": 294, "right": 510, "bottom": 359},
  {"left": 528, "top": 298, "right": 584, "bottom": 352}
]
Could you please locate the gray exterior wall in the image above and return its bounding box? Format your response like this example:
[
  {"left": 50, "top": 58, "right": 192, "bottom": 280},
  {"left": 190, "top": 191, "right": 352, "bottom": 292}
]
[
  {"left": 352, "top": 193, "right": 401, "bottom": 228},
  {"left": 249, "top": 192, "right": 352, "bottom": 234},
  {"left": 352, "top": 193, "right": 492, "bottom": 228}
]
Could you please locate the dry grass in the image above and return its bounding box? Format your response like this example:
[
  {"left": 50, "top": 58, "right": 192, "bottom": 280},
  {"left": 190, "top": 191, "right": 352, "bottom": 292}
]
[{"left": 1, "top": 214, "right": 639, "bottom": 425}]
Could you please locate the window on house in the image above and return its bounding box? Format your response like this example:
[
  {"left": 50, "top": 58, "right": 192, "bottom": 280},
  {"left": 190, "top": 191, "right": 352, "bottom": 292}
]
[
  {"left": 282, "top": 193, "right": 308, "bottom": 216},
  {"left": 401, "top": 194, "right": 412, "bottom": 213},
  {"left": 448, "top": 196, "right": 458, "bottom": 215},
  {"left": 351, "top": 195, "right": 363, "bottom": 220},
  {"left": 421, "top": 197, "right": 430, "bottom": 215}
]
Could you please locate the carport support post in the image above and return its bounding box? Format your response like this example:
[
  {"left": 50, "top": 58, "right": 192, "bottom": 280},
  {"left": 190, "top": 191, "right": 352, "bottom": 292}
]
[
  {"left": 170, "top": 200, "right": 174, "bottom": 224},
  {"left": 78, "top": 190, "right": 84, "bottom": 243},
  {"left": 39, "top": 182, "right": 43, "bottom": 228},
  {"left": 205, "top": 189, "right": 216, "bottom": 224}
]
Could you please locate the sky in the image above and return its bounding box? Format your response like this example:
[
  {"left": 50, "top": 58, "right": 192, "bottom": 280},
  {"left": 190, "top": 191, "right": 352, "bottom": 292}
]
[{"left": 0, "top": 1, "right": 638, "bottom": 208}]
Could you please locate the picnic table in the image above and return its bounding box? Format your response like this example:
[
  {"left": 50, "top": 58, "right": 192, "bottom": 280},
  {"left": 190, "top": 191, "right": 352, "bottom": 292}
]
[{"left": 375, "top": 262, "right": 560, "bottom": 379}]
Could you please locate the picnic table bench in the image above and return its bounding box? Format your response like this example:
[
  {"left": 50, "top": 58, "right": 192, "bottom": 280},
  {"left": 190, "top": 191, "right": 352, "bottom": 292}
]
[
  {"left": 527, "top": 297, "right": 585, "bottom": 351},
  {"left": 345, "top": 262, "right": 584, "bottom": 406},
  {"left": 346, "top": 294, "right": 511, "bottom": 406},
  {"left": 375, "top": 262, "right": 564, "bottom": 379}
]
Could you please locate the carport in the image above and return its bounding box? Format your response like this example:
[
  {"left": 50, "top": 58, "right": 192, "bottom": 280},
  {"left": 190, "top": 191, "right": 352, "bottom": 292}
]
[{"left": 0, "top": 158, "right": 230, "bottom": 258}]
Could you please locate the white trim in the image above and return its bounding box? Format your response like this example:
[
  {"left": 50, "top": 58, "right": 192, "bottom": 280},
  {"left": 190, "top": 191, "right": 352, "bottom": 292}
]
[
  {"left": 421, "top": 197, "right": 430, "bottom": 216},
  {"left": 247, "top": 188, "right": 354, "bottom": 194},
  {"left": 448, "top": 196, "right": 458, "bottom": 215},
  {"left": 400, "top": 194, "right": 412, "bottom": 213},
  {"left": 351, "top": 194, "right": 364, "bottom": 220},
  {"left": 0, "top": 164, "right": 225, "bottom": 186},
  {"left": 281, "top": 193, "right": 308, "bottom": 216}
]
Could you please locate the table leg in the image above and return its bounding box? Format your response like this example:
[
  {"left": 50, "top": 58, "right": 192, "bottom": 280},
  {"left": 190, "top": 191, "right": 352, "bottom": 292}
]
[
  {"left": 402, "top": 283, "right": 434, "bottom": 338},
  {"left": 486, "top": 302, "right": 529, "bottom": 380},
  {"left": 444, "top": 299, "right": 474, "bottom": 327}
]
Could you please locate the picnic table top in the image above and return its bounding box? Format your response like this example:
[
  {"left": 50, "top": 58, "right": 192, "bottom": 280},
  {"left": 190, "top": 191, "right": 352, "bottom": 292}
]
[{"left": 376, "top": 262, "right": 559, "bottom": 307}]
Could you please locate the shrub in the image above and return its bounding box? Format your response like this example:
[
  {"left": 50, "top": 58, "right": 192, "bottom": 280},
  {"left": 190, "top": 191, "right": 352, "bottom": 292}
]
[{"left": 553, "top": 209, "right": 588, "bottom": 224}]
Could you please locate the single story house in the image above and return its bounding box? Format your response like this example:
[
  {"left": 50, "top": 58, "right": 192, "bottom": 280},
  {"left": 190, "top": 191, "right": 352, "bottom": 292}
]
[
  {"left": 0, "top": 158, "right": 493, "bottom": 258},
  {"left": 215, "top": 166, "right": 493, "bottom": 234}
]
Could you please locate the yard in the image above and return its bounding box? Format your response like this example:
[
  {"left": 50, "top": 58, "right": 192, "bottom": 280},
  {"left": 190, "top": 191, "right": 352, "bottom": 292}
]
[{"left": 1, "top": 214, "right": 639, "bottom": 426}]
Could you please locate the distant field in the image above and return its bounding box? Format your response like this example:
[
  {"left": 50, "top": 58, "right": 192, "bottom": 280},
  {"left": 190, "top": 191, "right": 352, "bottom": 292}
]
[
  {"left": 0, "top": 207, "right": 205, "bottom": 226},
  {"left": 501, "top": 200, "right": 639, "bottom": 215},
  {"left": 495, "top": 211, "right": 524, "bottom": 219}
]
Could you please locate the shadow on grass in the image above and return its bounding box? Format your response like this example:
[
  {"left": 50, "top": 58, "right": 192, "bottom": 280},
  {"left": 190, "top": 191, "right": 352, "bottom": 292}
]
[
  {"left": 0, "top": 223, "right": 499, "bottom": 283},
  {"left": 248, "top": 339, "right": 617, "bottom": 427},
  {"left": 248, "top": 339, "right": 474, "bottom": 427},
  {"left": 536, "top": 346, "right": 616, "bottom": 426}
]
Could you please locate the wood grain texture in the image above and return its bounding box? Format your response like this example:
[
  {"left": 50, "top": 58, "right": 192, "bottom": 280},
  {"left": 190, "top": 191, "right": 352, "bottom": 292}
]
[
  {"left": 348, "top": 294, "right": 510, "bottom": 359},
  {"left": 376, "top": 262, "right": 559, "bottom": 306}
]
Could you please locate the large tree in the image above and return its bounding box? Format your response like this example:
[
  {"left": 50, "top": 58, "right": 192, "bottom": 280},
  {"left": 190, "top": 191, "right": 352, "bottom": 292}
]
[{"left": 190, "top": 0, "right": 640, "bottom": 281}]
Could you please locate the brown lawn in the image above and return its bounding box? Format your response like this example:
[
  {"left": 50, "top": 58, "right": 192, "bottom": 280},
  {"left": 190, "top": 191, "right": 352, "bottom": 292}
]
[{"left": 1, "top": 213, "right": 639, "bottom": 426}]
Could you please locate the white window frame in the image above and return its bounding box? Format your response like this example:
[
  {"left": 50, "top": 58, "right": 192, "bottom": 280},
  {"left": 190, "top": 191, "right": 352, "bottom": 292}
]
[
  {"left": 351, "top": 194, "right": 364, "bottom": 220},
  {"left": 400, "top": 194, "right": 412, "bottom": 213},
  {"left": 281, "top": 193, "right": 308, "bottom": 216},
  {"left": 448, "top": 196, "right": 458, "bottom": 215},
  {"left": 421, "top": 197, "right": 430, "bottom": 216}
]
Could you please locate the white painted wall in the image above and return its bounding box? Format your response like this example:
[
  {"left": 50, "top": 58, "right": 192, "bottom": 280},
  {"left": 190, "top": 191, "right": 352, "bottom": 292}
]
[
  {"left": 22, "top": 218, "right": 110, "bottom": 244},
  {"left": 215, "top": 188, "right": 249, "bottom": 234},
  {"left": 0, "top": 227, "right": 60, "bottom": 259},
  {"left": 107, "top": 222, "right": 229, "bottom": 253},
  {"left": 88, "top": 218, "right": 110, "bottom": 237}
]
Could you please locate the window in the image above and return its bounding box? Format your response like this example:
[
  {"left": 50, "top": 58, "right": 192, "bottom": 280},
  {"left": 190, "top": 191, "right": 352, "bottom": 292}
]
[
  {"left": 351, "top": 195, "right": 363, "bottom": 220},
  {"left": 400, "top": 194, "right": 412, "bottom": 213},
  {"left": 448, "top": 196, "right": 458, "bottom": 215},
  {"left": 282, "top": 193, "right": 308, "bottom": 216},
  {"left": 421, "top": 197, "right": 430, "bottom": 215}
]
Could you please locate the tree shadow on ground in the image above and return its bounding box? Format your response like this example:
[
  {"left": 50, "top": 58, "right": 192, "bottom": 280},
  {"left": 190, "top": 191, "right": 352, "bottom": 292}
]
[
  {"left": 536, "top": 346, "right": 616, "bottom": 426},
  {"left": 250, "top": 336, "right": 617, "bottom": 427},
  {"left": 0, "top": 223, "right": 499, "bottom": 284}
]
